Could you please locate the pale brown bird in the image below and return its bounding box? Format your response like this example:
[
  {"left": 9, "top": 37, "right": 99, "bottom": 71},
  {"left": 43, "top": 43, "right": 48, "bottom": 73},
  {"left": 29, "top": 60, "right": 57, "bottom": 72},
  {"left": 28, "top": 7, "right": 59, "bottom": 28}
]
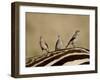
[
  {"left": 55, "top": 35, "right": 64, "bottom": 51},
  {"left": 40, "top": 36, "right": 49, "bottom": 53},
  {"left": 66, "top": 30, "right": 80, "bottom": 48}
]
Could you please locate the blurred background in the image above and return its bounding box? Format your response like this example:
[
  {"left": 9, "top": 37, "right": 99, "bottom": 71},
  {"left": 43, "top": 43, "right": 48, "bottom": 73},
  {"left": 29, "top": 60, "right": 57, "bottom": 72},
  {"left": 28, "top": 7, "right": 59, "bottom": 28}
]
[{"left": 26, "top": 12, "right": 89, "bottom": 58}]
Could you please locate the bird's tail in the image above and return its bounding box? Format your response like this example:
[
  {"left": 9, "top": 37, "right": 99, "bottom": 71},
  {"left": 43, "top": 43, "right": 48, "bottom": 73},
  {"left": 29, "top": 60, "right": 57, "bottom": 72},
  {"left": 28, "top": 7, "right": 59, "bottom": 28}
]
[{"left": 65, "top": 41, "right": 70, "bottom": 48}]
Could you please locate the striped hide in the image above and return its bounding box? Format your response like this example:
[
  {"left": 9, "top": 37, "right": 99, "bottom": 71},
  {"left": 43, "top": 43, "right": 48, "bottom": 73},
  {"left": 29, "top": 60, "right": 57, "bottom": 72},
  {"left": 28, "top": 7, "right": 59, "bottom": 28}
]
[{"left": 26, "top": 47, "right": 89, "bottom": 67}]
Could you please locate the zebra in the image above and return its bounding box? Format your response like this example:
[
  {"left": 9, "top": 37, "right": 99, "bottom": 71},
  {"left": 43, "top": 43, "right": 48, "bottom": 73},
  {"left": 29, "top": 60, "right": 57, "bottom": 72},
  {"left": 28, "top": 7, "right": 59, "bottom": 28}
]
[{"left": 26, "top": 47, "right": 89, "bottom": 67}]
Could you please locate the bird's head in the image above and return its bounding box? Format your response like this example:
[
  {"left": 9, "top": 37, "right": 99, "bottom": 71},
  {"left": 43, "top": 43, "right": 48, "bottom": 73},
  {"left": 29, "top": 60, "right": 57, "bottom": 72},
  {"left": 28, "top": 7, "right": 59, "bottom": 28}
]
[
  {"left": 58, "top": 35, "right": 60, "bottom": 38},
  {"left": 40, "top": 36, "right": 45, "bottom": 42},
  {"left": 40, "top": 36, "right": 42, "bottom": 39},
  {"left": 40, "top": 36, "right": 43, "bottom": 40},
  {"left": 75, "top": 30, "right": 80, "bottom": 34}
]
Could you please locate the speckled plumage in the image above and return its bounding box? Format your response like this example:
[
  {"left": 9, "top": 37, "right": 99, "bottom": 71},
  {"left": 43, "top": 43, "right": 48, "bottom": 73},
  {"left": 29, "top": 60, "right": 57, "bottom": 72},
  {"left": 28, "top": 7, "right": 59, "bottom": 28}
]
[
  {"left": 40, "top": 36, "right": 49, "bottom": 53},
  {"left": 66, "top": 30, "right": 80, "bottom": 48}
]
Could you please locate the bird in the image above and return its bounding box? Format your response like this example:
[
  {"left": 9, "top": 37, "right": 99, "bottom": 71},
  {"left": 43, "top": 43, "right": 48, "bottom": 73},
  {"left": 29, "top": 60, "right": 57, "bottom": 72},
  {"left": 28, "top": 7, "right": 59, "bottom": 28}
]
[
  {"left": 66, "top": 30, "right": 80, "bottom": 48},
  {"left": 55, "top": 35, "right": 64, "bottom": 51},
  {"left": 40, "top": 36, "right": 49, "bottom": 53}
]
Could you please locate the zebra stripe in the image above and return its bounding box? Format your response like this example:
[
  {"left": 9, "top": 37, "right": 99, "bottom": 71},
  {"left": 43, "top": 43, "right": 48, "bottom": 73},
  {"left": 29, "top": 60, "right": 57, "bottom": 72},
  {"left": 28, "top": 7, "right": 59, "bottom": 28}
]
[
  {"left": 26, "top": 47, "right": 89, "bottom": 67},
  {"left": 45, "top": 53, "right": 89, "bottom": 66},
  {"left": 63, "top": 58, "right": 89, "bottom": 65}
]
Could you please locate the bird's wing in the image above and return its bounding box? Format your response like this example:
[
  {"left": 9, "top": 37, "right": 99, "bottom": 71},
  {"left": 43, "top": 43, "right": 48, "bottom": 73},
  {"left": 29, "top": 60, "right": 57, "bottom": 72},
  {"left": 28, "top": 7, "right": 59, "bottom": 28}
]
[
  {"left": 66, "top": 36, "right": 75, "bottom": 48},
  {"left": 45, "top": 42, "right": 49, "bottom": 49},
  {"left": 70, "top": 37, "right": 75, "bottom": 42},
  {"left": 40, "top": 41, "right": 44, "bottom": 50},
  {"left": 55, "top": 39, "right": 59, "bottom": 50}
]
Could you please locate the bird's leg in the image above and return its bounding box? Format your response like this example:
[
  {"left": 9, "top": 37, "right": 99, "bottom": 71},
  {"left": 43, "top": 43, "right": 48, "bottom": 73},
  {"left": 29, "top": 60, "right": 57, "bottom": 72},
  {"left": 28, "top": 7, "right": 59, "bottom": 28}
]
[
  {"left": 41, "top": 50, "right": 44, "bottom": 55},
  {"left": 71, "top": 41, "right": 75, "bottom": 48},
  {"left": 45, "top": 49, "right": 49, "bottom": 57},
  {"left": 34, "top": 58, "right": 36, "bottom": 62},
  {"left": 41, "top": 50, "right": 46, "bottom": 56},
  {"left": 42, "top": 49, "right": 48, "bottom": 57}
]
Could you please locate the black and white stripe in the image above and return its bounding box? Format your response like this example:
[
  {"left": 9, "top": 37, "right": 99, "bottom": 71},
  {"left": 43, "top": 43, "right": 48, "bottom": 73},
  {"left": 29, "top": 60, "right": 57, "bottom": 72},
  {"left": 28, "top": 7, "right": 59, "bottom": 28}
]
[{"left": 26, "top": 47, "right": 89, "bottom": 67}]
